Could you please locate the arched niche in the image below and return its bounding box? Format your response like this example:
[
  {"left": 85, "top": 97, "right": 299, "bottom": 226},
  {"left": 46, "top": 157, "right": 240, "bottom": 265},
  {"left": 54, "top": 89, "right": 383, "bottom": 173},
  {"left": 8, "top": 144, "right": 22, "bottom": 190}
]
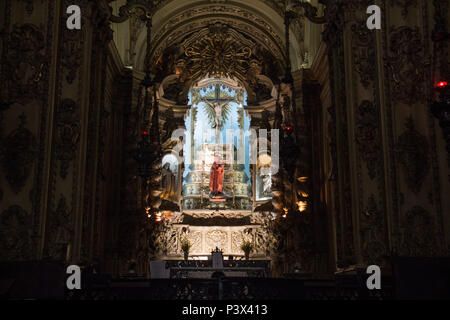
[
  {"left": 130, "top": 0, "right": 304, "bottom": 72},
  {"left": 152, "top": 22, "right": 283, "bottom": 108}
]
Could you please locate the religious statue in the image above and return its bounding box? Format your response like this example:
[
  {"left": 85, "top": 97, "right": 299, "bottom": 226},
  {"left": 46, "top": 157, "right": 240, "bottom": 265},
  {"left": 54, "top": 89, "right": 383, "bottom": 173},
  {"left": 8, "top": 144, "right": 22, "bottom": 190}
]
[
  {"left": 209, "top": 158, "right": 224, "bottom": 198},
  {"left": 161, "top": 162, "right": 176, "bottom": 200},
  {"left": 201, "top": 98, "right": 232, "bottom": 143},
  {"left": 262, "top": 171, "right": 272, "bottom": 196}
]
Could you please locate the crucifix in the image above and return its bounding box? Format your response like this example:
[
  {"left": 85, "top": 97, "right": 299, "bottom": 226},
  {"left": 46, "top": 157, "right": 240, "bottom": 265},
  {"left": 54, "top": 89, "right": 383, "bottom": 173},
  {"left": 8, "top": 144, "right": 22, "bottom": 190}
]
[{"left": 201, "top": 84, "right": 233, "bottom": 145}]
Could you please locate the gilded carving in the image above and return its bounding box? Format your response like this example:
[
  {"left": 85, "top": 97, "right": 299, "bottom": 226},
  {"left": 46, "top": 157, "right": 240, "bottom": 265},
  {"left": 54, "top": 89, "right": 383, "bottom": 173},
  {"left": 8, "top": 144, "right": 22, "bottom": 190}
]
[
  {"left": 351, "top": 22, "right": 376, "bottom": 88},
  {"left": 61, "top": 28, "right": 83, "bottom": 84},
  {"left": 150, "top": 18, "right": 285, "bottom": 70},
  {"left": 184, "top": 23, "right": 252, "bottom": 81},
  {"left": 45, "top": 194, "right": 73, "bottom": 259},
  {"left": 5, "top": 24, "right": 46, "bottom": 103},
  {"left": 231, "top": 230, "right": 252, "bottom": 254},
  {"left": 400, "top": 206, "right": 436, "bottom": 257},
  {"left": 187, "top": 231, "right": 202, "bottom": 254},
  {"left": 355, "top": 100, "right": 382, "bottom": 180},
  {"left": 360, "top": 195, "right": 386, "bottom": 264},
  {"left": 206, "top": 230, "right": 227, "bottom": 251},
  {"left": 396, "top": 118, "right": 429, "bottom": 194},
  {"left": 1, "top": 113, "right": 38, "bottom": 193},
  {"left": 0, "top": 205, "right": 33, "bottom": 260},
  {"left": 55, "top": 99, "right": 81, "bottom": 179},
  {"left": 387, "top": 26, "right": 427, "bottom": 105},
  {"left": 149, "top": 5, "right": 286, "bottom": 65}
]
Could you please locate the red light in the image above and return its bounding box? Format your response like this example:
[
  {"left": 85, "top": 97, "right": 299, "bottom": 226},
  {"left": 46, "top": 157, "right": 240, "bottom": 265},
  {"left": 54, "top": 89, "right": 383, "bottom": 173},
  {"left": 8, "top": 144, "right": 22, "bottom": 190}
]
[
  {"left": 285, "top": 126, "right": 292, "bottom": 131},
  {"left": 436, "top": 81, "right": 448, "bottom": 88},
  {"left": 141, "top": 131, "right": 148, "bottom": 135}
]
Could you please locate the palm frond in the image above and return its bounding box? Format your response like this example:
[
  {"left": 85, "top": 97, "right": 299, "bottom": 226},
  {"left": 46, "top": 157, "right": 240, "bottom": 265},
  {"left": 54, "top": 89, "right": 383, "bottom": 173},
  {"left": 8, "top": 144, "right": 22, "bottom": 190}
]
[
  {"left": 202, "top": 102, "right": 216, "bottom": 127},
  {"left": 221, "top": 103, "right": 233, "bottom": 122}
]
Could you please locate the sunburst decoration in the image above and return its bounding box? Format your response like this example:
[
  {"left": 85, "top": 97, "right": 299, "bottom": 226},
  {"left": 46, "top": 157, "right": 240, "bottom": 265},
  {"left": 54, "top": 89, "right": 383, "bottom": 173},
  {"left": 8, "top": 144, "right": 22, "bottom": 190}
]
[{"left": 185, "top": 24, "right": 252, "bottom": 81}]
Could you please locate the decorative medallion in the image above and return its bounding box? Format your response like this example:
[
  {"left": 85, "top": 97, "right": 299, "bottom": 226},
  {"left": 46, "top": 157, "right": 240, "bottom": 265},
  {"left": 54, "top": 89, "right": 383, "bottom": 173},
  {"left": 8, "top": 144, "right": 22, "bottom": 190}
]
[
  {"left": 184, "top": 23, "right": 252, "bottom": 81},
  {"left": 206, "top": 229, "right": 227, "bottom": 251}
]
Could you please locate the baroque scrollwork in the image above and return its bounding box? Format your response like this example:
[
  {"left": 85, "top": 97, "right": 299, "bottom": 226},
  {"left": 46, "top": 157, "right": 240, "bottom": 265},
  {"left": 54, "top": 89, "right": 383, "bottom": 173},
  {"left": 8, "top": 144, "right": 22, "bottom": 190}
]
[
  {"left": 184, "top": 23, "right": 252, "bottom": 81},
  {"left": 396, "top": 118, "right": 429, "bottom": 194},
  {"left": 61, "top": 25, "right": 83, "bottom": 84},
  {"left": 400, "top": 206, "right": 437, "bottom": 257},
  {"left": 360, "top": 195, "right": 386, "bottom": 265},
  {"left": 351, "top": 22, "right": 376, "bottom": 88},
  {"left": 355, "top": 100, "right": 382, "bottom": 180},
  {"left": 387, "top": 26, "right": 427, "bottom": 105},
  {"left": 45, "top": 194, "right": 73, "bottom": 260},
  {"left": 55, "top": 99, "right": 81, "bottom": 179},
  {"left": 148, "top": 4, "right": 286, "bottom": 66},
  {"left": 206, "top": 230, "right": 228, "bottom": 251},
  {"left": 0, "top": 205, "right": 33, "bottom": 260},
  {"left": 1, "top": 113, "right": 38, "bottom": 193},
  {"left": 4, "top": 24, "right": 46, "bottom": 103}
]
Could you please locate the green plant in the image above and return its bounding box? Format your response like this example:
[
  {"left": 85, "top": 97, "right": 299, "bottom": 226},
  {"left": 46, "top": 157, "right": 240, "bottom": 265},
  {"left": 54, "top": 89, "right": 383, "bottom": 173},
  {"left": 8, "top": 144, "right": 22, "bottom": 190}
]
[
  {"left": 240, "top": 240, "right": 253, "bottom": 255},
  {"left": 181, "top": 237, "right": 192, "bottom": 253}
]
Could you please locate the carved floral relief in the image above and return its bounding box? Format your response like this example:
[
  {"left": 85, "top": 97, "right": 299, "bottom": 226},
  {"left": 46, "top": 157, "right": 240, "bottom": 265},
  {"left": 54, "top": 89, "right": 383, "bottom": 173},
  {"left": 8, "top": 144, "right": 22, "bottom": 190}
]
[
  {"left": 55, "top": 99, "right": 81, "bottom": 179},
  {"left": 0, "top": 205, "right": 33, "bottom": 260},
  {"left": 355, "top": 100, "right": 382, "bottom": 180},
  {"left": 400, "top": 206, "right": 437, "bottom": 257},
  {"left": 396, "top": 118, "right": 429, "bottom": 194},
  {"left": 1, "top": 113, "right": 38, "bottom": 193},
  {"left": 386, "top": 27, "right": 427, "bottom": 105},
  {"left": 5, "top": 24, "right": 46, "bottom": 104}
]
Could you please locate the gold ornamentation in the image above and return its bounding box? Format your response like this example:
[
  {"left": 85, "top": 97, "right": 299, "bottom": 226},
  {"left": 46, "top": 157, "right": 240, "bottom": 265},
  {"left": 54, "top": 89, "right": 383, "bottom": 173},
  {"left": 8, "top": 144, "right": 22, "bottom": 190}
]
[{"left": 184, "top": 23, "right": 252, "bottom": 80}]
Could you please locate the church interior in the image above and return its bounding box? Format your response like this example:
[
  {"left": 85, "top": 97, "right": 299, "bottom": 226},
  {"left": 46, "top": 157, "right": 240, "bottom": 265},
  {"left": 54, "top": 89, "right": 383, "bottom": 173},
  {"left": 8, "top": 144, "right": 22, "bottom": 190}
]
[{"left": 0, "top": 0, "right": 449, "bottom": 300}]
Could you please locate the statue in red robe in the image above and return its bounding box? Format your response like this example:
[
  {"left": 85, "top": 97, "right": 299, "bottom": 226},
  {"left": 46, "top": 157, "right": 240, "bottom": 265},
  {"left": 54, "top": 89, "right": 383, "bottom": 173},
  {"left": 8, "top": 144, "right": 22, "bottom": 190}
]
[{"left": 209, "top": 160, "right": 224, "bottom": 197}]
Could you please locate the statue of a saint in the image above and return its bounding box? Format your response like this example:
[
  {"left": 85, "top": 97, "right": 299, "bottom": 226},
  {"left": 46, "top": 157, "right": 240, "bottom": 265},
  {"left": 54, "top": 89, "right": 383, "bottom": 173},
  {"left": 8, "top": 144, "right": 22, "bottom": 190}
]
[
  {"left": 161, "top": 163, "right": 176, "bottom": 200},
  {"left": 262, "top": 172, "right": 272, "bottom": 196},
  {"left": 209, "top": 158, "right": 224, "bottom": 197}
]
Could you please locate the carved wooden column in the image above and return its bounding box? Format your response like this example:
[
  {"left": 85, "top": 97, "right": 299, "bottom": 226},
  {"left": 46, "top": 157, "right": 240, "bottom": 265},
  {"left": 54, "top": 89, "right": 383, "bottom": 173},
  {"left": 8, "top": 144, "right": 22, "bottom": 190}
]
[{"left": 322, "top": 1, "right": 359, "bottom": 269}]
